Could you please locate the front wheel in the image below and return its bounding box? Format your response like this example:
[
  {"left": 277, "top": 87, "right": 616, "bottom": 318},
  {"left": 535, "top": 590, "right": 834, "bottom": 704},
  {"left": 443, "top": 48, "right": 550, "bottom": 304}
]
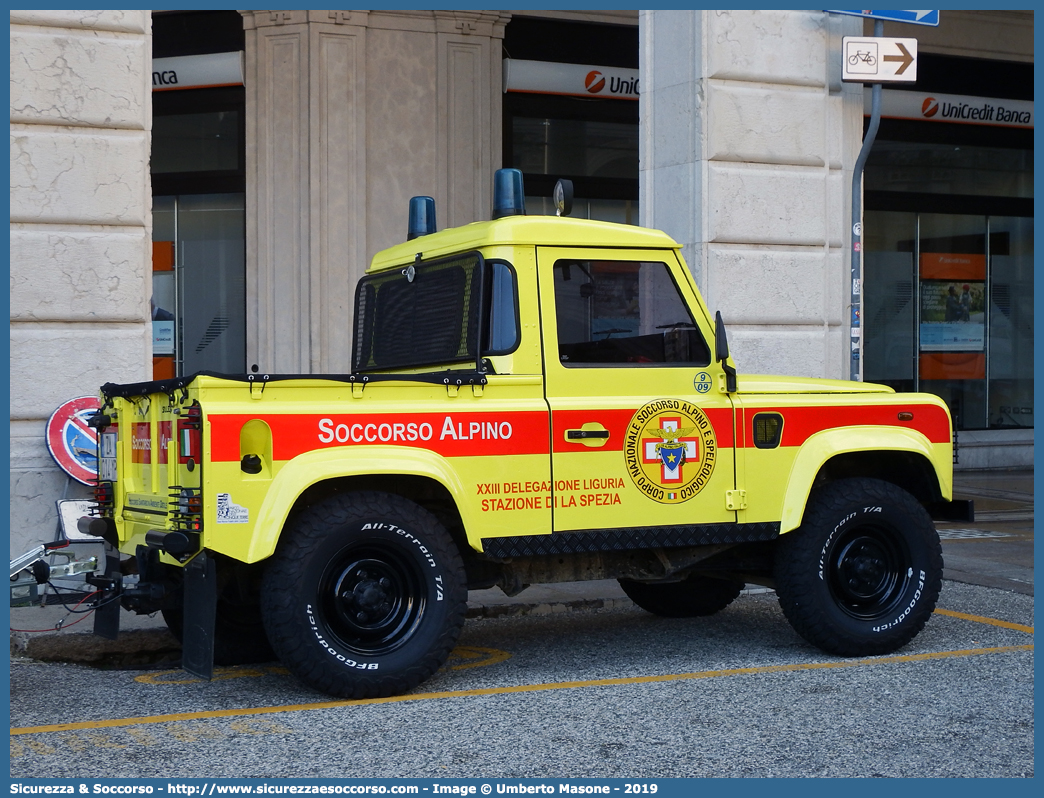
[
  {"left": 774, "top": 478, "right": 942, "bottom": 656},
  {"left": 261, "top": 491, "right": 467, "bottom": 698}
]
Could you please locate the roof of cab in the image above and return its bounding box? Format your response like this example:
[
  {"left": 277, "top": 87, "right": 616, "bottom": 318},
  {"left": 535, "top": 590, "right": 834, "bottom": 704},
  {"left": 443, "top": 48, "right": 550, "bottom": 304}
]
[{"left": 368, "top": 215, "right": 681, "bottom": 273}]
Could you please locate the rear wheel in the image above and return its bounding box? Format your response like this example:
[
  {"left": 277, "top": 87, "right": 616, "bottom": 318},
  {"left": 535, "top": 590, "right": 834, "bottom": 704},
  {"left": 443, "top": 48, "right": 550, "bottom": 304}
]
[
  {"left": 619, "top": 574, "right": 743, "bottom": 617},
  {"left": 260, "top": 491, "right": 467, "bottom": 698},
  {"left": 161, "top": 563, "right": 275, "bottom": 666},
  {"left": 774, "top": 478, "right": 942, "bottom": 656}
]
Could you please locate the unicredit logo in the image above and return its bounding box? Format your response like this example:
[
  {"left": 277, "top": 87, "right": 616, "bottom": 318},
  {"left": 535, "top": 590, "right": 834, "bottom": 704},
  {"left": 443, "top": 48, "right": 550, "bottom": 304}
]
[
  {"left": 922, "top": 97, "right": 939, "bottom": 118},
  {"left": 585, "top": 70, "right": 605, "bottom": 94}
]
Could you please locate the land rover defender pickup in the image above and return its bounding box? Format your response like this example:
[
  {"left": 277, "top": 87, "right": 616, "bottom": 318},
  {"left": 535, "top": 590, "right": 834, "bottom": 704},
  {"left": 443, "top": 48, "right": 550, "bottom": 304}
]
[{"left": 78, "top": 170, "right": 969, "bottom": 698}]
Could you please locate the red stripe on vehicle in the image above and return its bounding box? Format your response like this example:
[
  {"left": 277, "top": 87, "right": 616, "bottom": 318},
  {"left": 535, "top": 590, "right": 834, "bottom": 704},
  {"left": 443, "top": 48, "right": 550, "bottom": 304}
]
[
  {"left": 208, "top": 412, "right": 551, "bottom": 462},
  {"left": 746, "top": 404, "right": 951, "bottom": 447}
]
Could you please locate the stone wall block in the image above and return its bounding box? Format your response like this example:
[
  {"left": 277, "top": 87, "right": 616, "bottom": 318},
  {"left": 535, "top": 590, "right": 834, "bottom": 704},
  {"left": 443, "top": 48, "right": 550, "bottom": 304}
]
[
  {"left": 9, "top": 326, "right": 149, "bottom": 420},
  {"left": 10, "top": 226, "right": 148, "bottom": 322},
  {"left": 823, "top": 324, "right": 844, "bottom": 380},
  {"left": 707, "top": 10, "right": 827, "bottom": 87},
  {"left": 707, "top": 163, "right": 827, "bottom": 247},
  {"left": 709, "top": 246, "right": 836, "bottom": 325},
  {"left": 642, "top": 162, "right": 702, "bottom": 281},
  {"left": 825, "top": 170, "right": 844, "bottom": 248},
  {"left": 826, "top": 92, "right": 846, "bottom": 170},
  {"left": 729, "top": 328, "right": 830, "bottom": 377},
  {"left": 10, "top": 30, "right": 148, "bottom": 129},
  {"left": 9, "top": 10, "right": 148, "bottom": 34},
  {"left": 707, "top": 82, "right": 825, "bottom": 166},
  {"left": 647, "top": 10, "right": 700, "bottom": 89},
  {"left": 10, "top": 127, "right": 149, "bottom": 225},
  {"left": 8, "top": 469, "right": 93, "bottom": 553},
  {"left": 10, "top": 420, "right": 72, "bottom": 471},
  {"left": 826, "top": 246, "right": 845, "bottom": 326},
  {"left": 648, "top": 82, "right": 701, "bottom": 170}
]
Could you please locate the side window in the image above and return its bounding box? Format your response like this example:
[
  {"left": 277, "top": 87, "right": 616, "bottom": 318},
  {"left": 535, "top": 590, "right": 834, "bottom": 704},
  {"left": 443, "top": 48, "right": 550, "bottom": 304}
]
[
  {"left": 486, "top": 261, "right": 519, "bottom": 354},
  {"left": 553, "top": 260, "right": 710, "bottom": 367}
]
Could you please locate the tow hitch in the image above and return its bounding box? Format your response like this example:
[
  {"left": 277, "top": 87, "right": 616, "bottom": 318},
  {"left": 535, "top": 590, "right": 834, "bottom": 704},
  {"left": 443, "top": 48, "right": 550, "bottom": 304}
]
[{"left": 9, "top": 541, "right": 98, "bottom": 608}]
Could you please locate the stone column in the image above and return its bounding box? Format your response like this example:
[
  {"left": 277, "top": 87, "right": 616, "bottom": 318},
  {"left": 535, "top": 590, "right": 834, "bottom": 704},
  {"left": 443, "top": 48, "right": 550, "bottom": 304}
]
[
  {"left": 640, "top": 10, "right": 863, "bottom": 379},
  {"left": 242, "top": 10, "right": 508, "bottom": 374},
  {"left": 9, "top": 11, "right": 152, "bottom": 556}
]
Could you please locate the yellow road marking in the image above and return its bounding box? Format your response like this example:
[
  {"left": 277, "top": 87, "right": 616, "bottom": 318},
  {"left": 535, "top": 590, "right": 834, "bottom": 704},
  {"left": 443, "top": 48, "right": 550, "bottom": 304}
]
[
  {"left": 11, "top": 644, "right": 1032, "bottom": 737},
  {"left": 446, "top": 646, "right": 512, "bottom": 670},
  {"left": 934, "top": 608, "right": 1033, "bottom": 634}
]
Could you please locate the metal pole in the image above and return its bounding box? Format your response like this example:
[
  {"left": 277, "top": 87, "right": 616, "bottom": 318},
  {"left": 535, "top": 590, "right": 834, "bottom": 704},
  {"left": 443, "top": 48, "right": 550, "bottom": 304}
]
[{"left": 850, "top": 19, "right": 884, "bottom": 381}]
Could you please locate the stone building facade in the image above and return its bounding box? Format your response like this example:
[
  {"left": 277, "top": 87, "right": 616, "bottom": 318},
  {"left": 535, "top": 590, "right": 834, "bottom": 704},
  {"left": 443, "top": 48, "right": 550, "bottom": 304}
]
[{"left": 10, "top": 10, "right": 152, "bottom": 554}]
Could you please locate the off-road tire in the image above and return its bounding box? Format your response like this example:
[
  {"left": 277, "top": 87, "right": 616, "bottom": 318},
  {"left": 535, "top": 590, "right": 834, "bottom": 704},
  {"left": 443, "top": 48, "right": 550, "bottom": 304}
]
[
  {"left": 775, "top": 478, "right": 942, "bottom": 657},
  {"left": 260, "top": 491, "right": 467, "bottom": 698},
  {"left": 619, "top": 574, "right": 744, "bottom": 617}
]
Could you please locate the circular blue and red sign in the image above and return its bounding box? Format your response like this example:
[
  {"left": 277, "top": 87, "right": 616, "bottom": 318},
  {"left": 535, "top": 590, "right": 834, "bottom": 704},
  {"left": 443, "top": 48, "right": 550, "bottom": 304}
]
[{"left": 46, "top": 396, "right": 102, "bottom": 485}]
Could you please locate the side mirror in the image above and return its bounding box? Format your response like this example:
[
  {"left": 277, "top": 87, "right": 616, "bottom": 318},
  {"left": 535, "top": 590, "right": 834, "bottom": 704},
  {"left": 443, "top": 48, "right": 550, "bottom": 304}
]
[
  {"left": 714, "top": 311, "right": 730, "bottom": 363},
  {"left": 715, "top": 311, "right": 738, "bottom": 394}
]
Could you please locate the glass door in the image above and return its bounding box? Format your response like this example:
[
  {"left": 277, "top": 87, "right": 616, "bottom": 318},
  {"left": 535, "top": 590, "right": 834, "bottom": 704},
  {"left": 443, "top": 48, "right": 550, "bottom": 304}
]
[
  {"left": 987, "top": 216, "right": 1034, "bottom": 428},
  {"left": 153, "top": 194, "right": 245, "bottom": 376}
]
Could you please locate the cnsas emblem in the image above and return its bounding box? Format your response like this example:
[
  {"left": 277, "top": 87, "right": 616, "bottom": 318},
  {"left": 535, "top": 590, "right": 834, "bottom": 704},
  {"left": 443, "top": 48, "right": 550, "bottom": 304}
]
[{"left": 623, "top": 399, "right": 716, "bottom": 504}]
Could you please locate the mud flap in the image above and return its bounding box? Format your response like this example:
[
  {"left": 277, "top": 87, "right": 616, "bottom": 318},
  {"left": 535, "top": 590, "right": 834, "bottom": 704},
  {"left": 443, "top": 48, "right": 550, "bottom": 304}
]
[
  {"left": 92, "top": 549, "right": 122, "bottom": 640},
  {"left": 181, "top": 552, "right": 217, "bottom": 680}
]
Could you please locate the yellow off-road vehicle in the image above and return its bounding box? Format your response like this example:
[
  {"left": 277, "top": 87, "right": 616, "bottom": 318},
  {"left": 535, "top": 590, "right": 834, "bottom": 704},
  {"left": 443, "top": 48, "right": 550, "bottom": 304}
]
[{"left": 78, "top": 171, "right": 970, "bottom": 698}]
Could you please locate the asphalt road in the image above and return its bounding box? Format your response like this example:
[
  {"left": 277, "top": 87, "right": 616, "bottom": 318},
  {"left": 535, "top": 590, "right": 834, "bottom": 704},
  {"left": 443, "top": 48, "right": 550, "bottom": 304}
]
[
  {"left": 939, "top": 469, "right": 1034, "bottom": 595},
  {"left": 10, "top": 579, "right": 1033, "bottom": 779}
]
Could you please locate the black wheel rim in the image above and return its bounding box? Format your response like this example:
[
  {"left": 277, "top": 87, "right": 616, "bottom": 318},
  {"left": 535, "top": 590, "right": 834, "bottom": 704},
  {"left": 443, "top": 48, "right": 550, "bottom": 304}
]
[
  {"left": 316, "top": 539, "right": 427, "bottom": 656},
  {"left": 826, "top": 524, "right": 912, "bottom": 621}
]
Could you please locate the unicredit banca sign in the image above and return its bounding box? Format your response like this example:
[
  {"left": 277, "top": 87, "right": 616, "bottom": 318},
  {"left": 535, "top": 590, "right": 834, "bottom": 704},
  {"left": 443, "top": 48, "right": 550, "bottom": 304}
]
[
  {"left": 871, "top": 89, "right": 1033, "bottom": 128},
  {"left": 503, "top": 59, "right": 639, "bottom": 100},
  {"left": 152, "top": 52, "right": 244, "bottom": 91}
]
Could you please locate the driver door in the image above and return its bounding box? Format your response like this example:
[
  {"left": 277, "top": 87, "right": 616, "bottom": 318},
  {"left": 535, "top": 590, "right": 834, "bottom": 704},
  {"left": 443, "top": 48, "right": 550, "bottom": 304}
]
[{"left": 537, "top": 246, "right": 737, "bottom": 535}]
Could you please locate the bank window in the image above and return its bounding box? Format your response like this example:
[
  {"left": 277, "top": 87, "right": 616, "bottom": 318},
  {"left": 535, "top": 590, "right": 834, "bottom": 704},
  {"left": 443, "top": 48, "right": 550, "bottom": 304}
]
[
  {"left": 553, "top": 260, "right": 710, "bottom": 367},
  {"left": 151, "top": 85, "right": 246, "bottom": 378},
  {"left": 864, "top": 211, "right": 1033, "bottom": 431}
]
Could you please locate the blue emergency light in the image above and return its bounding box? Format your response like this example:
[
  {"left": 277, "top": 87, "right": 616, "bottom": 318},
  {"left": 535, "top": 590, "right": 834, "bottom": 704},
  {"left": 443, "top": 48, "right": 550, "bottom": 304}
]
[
  {"left": 407, "top": 196, "right": 437, "bottom": 240},
  {"left": 492, "top": 168, "right": 526, "bottom": 219}
]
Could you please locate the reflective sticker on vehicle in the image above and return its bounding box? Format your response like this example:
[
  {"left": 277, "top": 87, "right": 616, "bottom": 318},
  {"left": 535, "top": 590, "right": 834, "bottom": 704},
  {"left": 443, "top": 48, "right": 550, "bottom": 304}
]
[{"left": 215, "top": 493, "right": 249, "bottom": 524}]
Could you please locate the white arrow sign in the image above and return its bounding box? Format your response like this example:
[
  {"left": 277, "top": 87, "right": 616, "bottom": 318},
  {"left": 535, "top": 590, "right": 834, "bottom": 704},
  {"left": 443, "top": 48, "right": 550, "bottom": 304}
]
[{"left": 842, "top": 37, "right": 918, "bottom": 83}]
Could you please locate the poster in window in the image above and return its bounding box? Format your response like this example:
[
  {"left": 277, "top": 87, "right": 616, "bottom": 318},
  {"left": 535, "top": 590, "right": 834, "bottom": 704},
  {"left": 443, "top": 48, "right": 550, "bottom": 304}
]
[
  {"left": 919, "top": 279, "right": 985, "bottom": 352},
  {"left": 152, "top": 320, "right": 175, "bottom": 355}
]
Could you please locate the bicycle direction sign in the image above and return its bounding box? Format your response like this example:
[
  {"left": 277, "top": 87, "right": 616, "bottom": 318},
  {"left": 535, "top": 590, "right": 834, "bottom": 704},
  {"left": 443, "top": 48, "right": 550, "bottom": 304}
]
[
  {"left": 827, "top": 10, "right": 939, "bottom": 27},
  {"left": 842, "top": 37, "right": 918, "bottom": 83}
]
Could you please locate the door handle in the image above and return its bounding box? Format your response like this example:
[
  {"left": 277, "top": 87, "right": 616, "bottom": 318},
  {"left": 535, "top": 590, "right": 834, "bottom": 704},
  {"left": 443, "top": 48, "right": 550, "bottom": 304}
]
[
  {"left": 564, "top": 424, "right": 610, "bottom": 448},
  {"left": 566, "top": 429, "right": 609, "bottom": 439}
]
